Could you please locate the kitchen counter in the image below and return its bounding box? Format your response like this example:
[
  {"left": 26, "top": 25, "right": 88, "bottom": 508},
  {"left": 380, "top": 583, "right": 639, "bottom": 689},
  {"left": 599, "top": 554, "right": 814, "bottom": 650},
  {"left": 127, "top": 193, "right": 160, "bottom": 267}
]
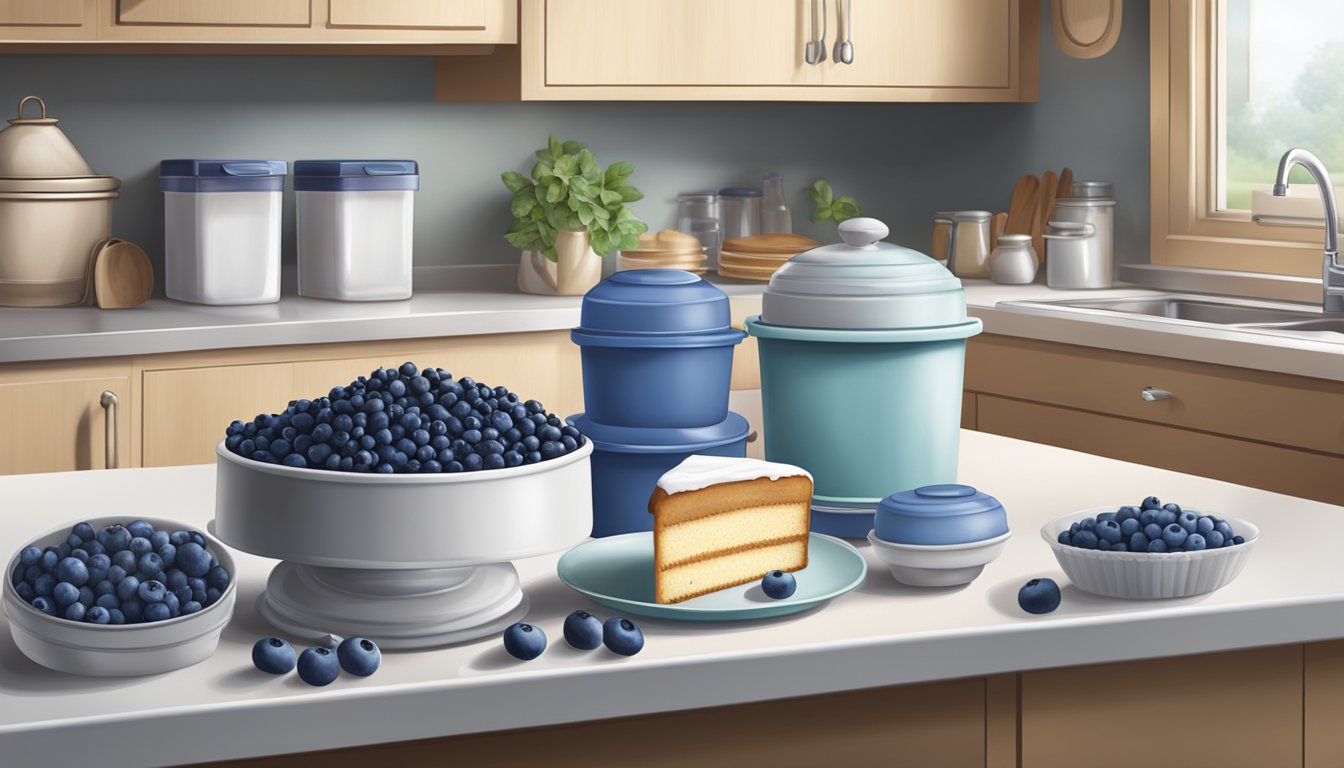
[
  {"left": 0, "top": 265, "right": 1339, "bottom": 383},
  {"left": 2, "top": 426, "right": 1342, "bottom": 766}
]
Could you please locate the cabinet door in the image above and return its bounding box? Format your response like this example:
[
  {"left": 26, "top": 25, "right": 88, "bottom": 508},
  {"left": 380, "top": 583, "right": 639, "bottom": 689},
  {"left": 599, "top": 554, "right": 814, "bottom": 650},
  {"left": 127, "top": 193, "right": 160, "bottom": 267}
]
[
  {"left": 1306, "top": 641, "right": 1344, "bottom": 768},
  {"left": 0, "top": 0, "right": 95, "bottom": 40},
  {"left": 142, "top": 363, "right": 294, "bottom": 468},
  {"left": 328, "top": 0, "right": 485, "bottom": 29},
  {"left": 115, "top": 0, "right": 310, "bottom": 27},
  {"left": 820, "top": 0, "right": 1014, "bottom": 89},
  {"left": 1022, "top": 646, "right": 1303, "bottom": 768},
  {"left": 0, "top": 376, "right": 130, "bottom": 475}
]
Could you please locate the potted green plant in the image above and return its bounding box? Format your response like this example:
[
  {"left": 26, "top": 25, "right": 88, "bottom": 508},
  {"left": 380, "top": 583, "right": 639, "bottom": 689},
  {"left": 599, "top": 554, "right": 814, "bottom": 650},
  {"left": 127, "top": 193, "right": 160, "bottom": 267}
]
[
  {"left": 808, "top": 180, "right": 863, "bottom": 228},
  {"left": 502, "top": 135, "right": 648, "bottom": 295}
]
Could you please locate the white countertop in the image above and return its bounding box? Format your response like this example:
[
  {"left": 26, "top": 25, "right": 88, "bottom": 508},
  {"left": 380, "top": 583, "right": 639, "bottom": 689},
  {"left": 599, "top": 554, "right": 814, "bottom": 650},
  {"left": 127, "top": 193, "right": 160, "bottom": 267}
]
[
  {"left": 0, "top": 264, "right": 1340, "bottom": 382},
  {"left": 3, "top": 424, "right": 1342, "bottom": 766}
]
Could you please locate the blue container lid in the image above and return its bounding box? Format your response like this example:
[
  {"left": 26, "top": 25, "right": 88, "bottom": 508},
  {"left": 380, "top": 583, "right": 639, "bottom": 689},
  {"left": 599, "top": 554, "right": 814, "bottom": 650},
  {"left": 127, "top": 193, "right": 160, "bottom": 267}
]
[
  {"left": 876, "top": 484, "right": 1009, "bottom": 544},
  {"left": 567, "top": 412, "right": 749, "bottom": 454},
  {"left": 573, "top": 270, "right": 744, "bottom": 346},
  {"left": 293, "top": 160, "right": 420, "bottom": 192},
  {"left": 718, "top": 187, "right": 763, "bottom": 197},
  {"left": 159, "top": 160, "right": 287, "bottom": 193}
]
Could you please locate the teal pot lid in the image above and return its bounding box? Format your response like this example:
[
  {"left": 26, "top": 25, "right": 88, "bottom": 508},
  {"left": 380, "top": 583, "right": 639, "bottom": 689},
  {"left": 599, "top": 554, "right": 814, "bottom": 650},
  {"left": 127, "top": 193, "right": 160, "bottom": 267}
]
[
  {"left": 576, "top": 269, "right": 735, "bottom": 336},
  {"left": 761, "top": 217, "right": 971, "bottom": 330}
]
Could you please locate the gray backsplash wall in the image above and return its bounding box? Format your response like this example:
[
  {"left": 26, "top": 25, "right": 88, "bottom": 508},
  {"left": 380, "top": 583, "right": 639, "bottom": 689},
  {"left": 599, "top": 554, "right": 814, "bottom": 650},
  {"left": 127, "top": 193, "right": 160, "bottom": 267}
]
[{"left": 2, "top": 1, "right": 1148, "bottom": 282}]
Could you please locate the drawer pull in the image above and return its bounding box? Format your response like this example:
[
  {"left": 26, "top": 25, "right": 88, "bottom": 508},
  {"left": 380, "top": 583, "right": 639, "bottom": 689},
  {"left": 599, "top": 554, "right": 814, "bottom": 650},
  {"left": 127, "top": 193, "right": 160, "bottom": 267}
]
[
  {"left": 1141, "top": 387, "right": 1173, "bottom": 402},
  {"left": 100, "top": 390, "right": 119, "bottom": 469}
]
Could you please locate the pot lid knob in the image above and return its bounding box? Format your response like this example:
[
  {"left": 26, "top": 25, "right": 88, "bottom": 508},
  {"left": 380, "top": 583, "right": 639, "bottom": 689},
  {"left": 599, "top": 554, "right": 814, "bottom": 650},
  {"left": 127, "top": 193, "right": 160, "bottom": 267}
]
[
  {"left": 837, "top": 217, "right": 889, "bottom": 248},
  {"left": 9, "top": 95, "right": 58, "bottom": 126}
]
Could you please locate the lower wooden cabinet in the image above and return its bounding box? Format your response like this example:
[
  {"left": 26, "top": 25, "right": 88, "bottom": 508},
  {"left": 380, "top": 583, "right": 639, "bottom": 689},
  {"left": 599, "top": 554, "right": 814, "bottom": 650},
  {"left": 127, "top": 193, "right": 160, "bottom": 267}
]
[
  {"left": 142, "top": 362, "right": 296, "bottom": 468},
  {"left": 1306, "top": 641, "right": 1344, "bottom": 767},
  {"left": 0, "top": 363, "right": 130, "bottom": 474}
]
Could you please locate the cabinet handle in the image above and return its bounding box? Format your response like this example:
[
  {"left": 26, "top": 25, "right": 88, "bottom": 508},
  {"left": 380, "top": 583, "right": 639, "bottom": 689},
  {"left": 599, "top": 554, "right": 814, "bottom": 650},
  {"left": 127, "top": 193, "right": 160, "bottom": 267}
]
[
  {"left": 805, "top": 0, "right": 828, "bottom": 65},
  {"left": 1140, "top": 387, "right": 1173, "bottom": 402},
  {"left": 833, "top": 0, "right": 854, "bottom": 64},
  {"left": 100, "top": 391, "right": 119, "bottom": 469}
]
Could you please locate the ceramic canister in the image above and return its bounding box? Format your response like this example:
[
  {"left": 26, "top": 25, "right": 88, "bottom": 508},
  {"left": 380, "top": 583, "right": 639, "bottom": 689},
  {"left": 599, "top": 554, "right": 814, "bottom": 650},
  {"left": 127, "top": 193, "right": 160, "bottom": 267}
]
[
  {"left": 744, "top": 217, "right": 982, "bottom": 538},
  {"left": 571, "top": 270, "right": 746, "bottom": 429}
]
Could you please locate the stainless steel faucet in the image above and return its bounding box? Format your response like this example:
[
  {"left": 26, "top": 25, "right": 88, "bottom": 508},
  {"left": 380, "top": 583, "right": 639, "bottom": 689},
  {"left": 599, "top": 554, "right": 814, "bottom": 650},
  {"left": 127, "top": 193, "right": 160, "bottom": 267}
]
[{"left": 1268, "top": 149, "right": 1343, "bottom": 314}]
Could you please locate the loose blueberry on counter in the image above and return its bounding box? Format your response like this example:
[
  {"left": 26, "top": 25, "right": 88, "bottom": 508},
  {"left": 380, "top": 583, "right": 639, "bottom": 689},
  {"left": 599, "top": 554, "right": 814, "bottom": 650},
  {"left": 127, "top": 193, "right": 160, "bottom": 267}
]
[
  {"left": 762, "top": 570, "right": 798, "bottom": 599},
  {"left": 602, "top": 617, "right": 645, "bottom": 657},
  {"left": 297, "top": 647, "right": 341, "bottom": 686},
  {"left": 336, "top": 637, "right": 381, "bottom": 677},
  {"left": 563, "top": 610, "right": 604, "bottom": 650},
  {"left": 1017, "top": 578, "right": 1062, "bottom": 615},
  {"left": 253, "top": 637, "right": 297, "bottom": 675},
  {"left": 503, "top": 622, "right": 547, "bottom": 660}
]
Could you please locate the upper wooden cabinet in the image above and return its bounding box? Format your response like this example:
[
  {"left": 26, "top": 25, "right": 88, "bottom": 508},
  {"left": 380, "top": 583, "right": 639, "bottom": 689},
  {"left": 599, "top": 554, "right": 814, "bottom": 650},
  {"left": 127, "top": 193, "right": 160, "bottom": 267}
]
[
  {"left": 0, "top": 0, "right": 515, "bottom": 47},
  {"left": 511, "top": 0, "right": 1037, "bottom": 101}
]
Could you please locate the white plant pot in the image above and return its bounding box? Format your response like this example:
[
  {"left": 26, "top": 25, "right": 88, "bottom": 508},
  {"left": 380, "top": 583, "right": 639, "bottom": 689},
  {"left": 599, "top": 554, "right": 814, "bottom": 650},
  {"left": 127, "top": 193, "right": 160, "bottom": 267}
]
[{"left": 517, "top": 229, "right": 603, "bottom": 295}]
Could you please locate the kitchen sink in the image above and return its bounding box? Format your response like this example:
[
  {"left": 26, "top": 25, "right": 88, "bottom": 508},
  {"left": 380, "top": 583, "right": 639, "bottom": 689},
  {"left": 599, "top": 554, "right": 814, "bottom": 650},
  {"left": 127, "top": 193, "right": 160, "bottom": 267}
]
[{"left": 998, "top": 293, "right": 1344, "bottom": 342}]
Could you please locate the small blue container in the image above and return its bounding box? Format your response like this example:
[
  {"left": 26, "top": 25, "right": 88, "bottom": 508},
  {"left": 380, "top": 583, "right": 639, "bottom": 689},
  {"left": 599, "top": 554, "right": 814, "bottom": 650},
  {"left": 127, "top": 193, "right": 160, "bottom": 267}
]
[
  {"left": 875, "top": 484, "right": 1009, "bottom": 545},
  {"left": 568, "top": 412, "right": 750, "bottom": 537},
  {"left": 572, "top": 270, "right": 746, "bottom": 429}
]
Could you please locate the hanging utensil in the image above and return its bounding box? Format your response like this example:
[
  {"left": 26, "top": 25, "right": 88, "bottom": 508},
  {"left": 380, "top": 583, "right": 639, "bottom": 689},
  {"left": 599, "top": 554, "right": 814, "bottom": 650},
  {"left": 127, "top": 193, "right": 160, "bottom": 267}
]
[
  {"left": 833, "top": 0, "right": 854, "bottom": 64},
  {"left": 1005, "top": 175, "right": 1040, "bottom": 236},
  {"left": 805, "top": 0, "right": 828, "bottom": 65}
]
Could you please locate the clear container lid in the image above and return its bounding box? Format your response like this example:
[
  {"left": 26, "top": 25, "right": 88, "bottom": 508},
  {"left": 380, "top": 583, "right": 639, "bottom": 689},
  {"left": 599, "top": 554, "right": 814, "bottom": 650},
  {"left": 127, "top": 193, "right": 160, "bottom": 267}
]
[
  {"left": 0, "top": 96, "right": 119, "bottom": 194},
  {"left": 757, "top": 217, "right": 978, "bottom": 331}
]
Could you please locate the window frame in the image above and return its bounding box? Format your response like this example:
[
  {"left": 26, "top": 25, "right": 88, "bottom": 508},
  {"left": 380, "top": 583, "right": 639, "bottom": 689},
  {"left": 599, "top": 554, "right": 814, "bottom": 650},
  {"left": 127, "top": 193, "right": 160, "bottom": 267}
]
[{"left": 1151, "top": 0, "right": 1325, "bottom": 279}]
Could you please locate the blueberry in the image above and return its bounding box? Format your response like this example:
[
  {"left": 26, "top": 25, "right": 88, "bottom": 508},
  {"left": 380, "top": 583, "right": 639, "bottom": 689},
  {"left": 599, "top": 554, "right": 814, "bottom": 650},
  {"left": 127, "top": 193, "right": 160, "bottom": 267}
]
[
  {"left": 1139, "top": 508, "right": 1160, "bottom": 526},
  {"left": 1162, "top": 502, "right": 1182, "bottom": 516},
  {"left": 1097, "top": 540, "right": 1113, "bottom": 551},
  {"left": 18, "top": 546, "right": 41, "bottom": 568},
  {"left": 1147, "top": 539, "right": 1168, "bottom": 553},
  {"left": 205, "top": 587, "right": 222, "bottom": 605},
  {"left": 206, "top": 565, "right": 230, "bottom": 592},
  {"left": 72, "top": 522, "right": 96, "bottom": 543},
  {"left": 143, "top": 602, "right": 171, "bottom": 622},
  {"left": 137, "top": 552, "right": 164, "bottom": 577},
  {"left": 560, "top": 610, "right": 604, "bottom": 650},
  {"left": 1129, "top": 531, "right": 1149, "bottom": 551},
  {"left": 1143, "top": 523, "right": 1163, "bottom": 541},
  {"left": 1017, "top": 578, "right": 1062, "bottom": 614},
  {"left": 98, "top": 525, "right": 132, "bottom": 553},
  {"left": 33, "top": 573, "right": 55, "bottom": 596},
  {"left": 30, "top": 595, "right": 56, "bottom": 615},
  {"left": 176, "top": 542, "right": 212, "bottom": 578},
  {"left": 252, "top": 637, "right": 297, "bottom": 674},
  {"left": 96, "top": 593, "right": 120, "bottom": 610},
  {"left": 1215, "top": 521, "right": 1234, "bottom": 540},
  {"left": 1233, "top": 535, "right": 1246, "bottom": 546},
  {"left": 1141, "top": 496, "right": 1163, "bottom": 510},
  {"left": 1176, "top": 512, "right": 1199, "bottom": 534},
  {"left": 1196, "top": 516, "right": 1215, "bottom": 535},
  {"left": 336, "top": 637, "right": 381, "bottom": 676},
  {"left": 170, "top": 530, "right": 191, "bottom": 547},
  {"left": 398, "top": 362, "right": 418, "bottom": 378},
  {"left": 54, "top": 557, "right": 89, "bottom": 586},
  {"left": 602, "top": 617, "right": 644, "bottom": 656},
  {"left": 127, "top": 520, "right": 155, "bottom": 539},
  {"left": 1115, "top": 506, "right": 1140, "bottom": 523},
  {"left": 1096, "top": 520, "right": 1123, "bottom": 544},
  {"left": 64, "top": 602, "right": 87, "bottom": 622},
  {"left": 540, "top": 441, "right": 564, "bottom": 460},
  {"left": 137, "top": 580, "right": 166, "bottom": 603},
  {"left": 1078, "top": 517, "right": 1096, "bottom": 532},
  {"left": 1183, "top": 533, "right": 1207, "bottom": 551},
  {"left": 762, "top": 570, "right": 797, "bottom": 599},
  {"left": 1119, "top": 518, "right": 1141, "bottom": 537},
  {"left": 121, "top": 597, "right": 144, "bottom": 622},
  {"left": 86, "top": 606, "right": 111, "bottom": 625},
  {"left": 1156, "top": 509, "right": 1178, "bottom": 527},
  {"left": 112, "top": 550, "right": 137, "bottom": 573},
  {"left": 15, "top": 582, "right": 34, "bottom": 602},
  {"left": 1162, "top": 524, "right": 1188, "bottom": 548},
  {"left": 1205, "top": 530, "right": 1225, "bottom": 548},
  {"left": 1096, "top": 511, "right": 1117, "bottom": 524},
  {"left": 503, "top": 622, "right": 547, "bottom": 660},
  {"left": 463, "top": 453, "right": 483, "bottom": 471},
  {"left": 181, "top": 601, "right": 202, "bottom": 615},
  {"left": 108, "top": 609, "right": 126, "bottom": 624},
  {"left": 53, "top": 581, "right": 80, "bottom": 607},
  {"left": 1071, "top": 530, "right": 1099, "bottom": 549},
  {"left": 78, "top": 585, "right": 95, "bottom": 606}
]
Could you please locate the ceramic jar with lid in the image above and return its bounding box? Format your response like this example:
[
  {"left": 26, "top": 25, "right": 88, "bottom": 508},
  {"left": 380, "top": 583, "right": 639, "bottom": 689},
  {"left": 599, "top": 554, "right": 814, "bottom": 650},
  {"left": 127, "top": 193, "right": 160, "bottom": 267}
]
[
  {"left": 988, "top": 233, "right": 1038, "bottom": 284},
  {"left": 571, "top": 269, "right": 747, "bottom": 429},
  {"left": 0, "top": 96, "right": 121, "bottom": 307},
  {"left": 744, "top": 218, "right": 983, "bottom": 537}
]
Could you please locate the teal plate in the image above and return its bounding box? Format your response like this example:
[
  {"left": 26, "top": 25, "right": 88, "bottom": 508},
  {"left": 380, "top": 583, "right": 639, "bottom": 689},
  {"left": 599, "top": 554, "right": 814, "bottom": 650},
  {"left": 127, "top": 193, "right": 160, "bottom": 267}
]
[{"left": 556, "top": 532, "right": 868, "bottom": 621}]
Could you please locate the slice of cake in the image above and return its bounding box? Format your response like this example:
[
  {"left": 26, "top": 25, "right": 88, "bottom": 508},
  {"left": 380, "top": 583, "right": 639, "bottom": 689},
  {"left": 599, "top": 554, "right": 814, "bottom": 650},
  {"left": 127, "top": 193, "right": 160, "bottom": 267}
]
[{"left": 648, "top": 455, "right": 812, "bottom": 604}]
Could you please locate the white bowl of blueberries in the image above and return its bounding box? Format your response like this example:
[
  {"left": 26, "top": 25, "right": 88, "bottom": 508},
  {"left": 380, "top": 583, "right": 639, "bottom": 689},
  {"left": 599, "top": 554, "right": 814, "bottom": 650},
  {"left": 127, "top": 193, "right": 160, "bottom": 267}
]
[
  {"left": 1042, "top": 498, "right": 1258, "bottom": 600},
  {"left": 4, "top": 516, "right": 236, "bottom": 676}
]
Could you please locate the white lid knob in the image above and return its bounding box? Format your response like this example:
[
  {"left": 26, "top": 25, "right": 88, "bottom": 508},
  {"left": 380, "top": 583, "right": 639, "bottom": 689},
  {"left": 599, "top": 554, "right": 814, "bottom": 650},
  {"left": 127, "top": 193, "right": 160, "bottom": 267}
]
[{"left": 837, "top": 217, "right": 889, "bottom": 247}]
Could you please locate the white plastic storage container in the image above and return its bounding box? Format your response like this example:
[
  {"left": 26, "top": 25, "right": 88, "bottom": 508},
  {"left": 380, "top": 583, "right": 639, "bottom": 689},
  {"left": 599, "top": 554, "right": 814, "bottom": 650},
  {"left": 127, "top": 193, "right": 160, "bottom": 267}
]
[
  {"left": 294, "top": 160, "right": 418, "bottom": 301},
  {"left": 160, "top": 160, "right": 286, "bottom": 305}
]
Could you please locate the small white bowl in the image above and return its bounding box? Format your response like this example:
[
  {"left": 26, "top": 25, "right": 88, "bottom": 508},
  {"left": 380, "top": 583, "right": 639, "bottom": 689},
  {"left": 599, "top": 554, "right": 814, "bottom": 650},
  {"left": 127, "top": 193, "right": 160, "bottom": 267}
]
[
  {"left": 867, "top": 530, "right": 1012, "bottom": 587},
  {"left": 4, "top": 515, "right": 237, "bottom": 676},
  {"left": 1041, "top": 508, "right": 1259, "bottom": 599}
]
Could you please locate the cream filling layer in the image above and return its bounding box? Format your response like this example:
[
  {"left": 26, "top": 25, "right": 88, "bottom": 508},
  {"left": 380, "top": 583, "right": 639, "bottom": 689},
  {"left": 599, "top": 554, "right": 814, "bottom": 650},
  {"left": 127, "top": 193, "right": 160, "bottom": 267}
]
[
  {"left": 657, "top": 503, "right": 809, "bottom": 568},
  {"left": 656, "top": 455, "right": 811, "bottom": 495},
  {"left": 657, "top": 540, "right": 808, "bottom": 603}
]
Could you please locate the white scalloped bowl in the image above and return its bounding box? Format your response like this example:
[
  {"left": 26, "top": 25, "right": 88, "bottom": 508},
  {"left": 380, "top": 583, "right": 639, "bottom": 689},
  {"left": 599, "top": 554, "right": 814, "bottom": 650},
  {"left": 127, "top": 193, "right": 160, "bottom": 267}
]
[
  {"left": 4, "top": 515, "right": 237, "bottom": 676},
  {"left": 1041, "top": 508, "right": 1259, "bottom": 599}
]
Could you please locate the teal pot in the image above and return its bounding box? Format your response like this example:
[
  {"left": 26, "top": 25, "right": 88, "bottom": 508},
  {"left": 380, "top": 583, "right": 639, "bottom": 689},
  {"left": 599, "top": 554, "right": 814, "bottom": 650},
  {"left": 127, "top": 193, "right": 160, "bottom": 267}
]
[{"left": 746, "top": 217, "right": 982, "bottom": 537}]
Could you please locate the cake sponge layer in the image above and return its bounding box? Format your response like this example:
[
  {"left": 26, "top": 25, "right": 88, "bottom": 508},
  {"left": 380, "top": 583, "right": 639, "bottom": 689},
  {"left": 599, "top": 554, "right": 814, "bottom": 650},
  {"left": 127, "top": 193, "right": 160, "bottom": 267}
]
[
  {"left": 656, "top": 538, "right": 807, "bottom": 604},
  {"left": 655, "top": 503, "right": 810, "bottom": 569}
]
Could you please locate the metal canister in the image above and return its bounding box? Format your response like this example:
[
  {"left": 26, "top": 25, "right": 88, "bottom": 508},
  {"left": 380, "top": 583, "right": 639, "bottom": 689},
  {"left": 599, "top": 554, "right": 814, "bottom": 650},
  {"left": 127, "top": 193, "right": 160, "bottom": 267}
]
[{"left": 1045, "top": 182, "right": 1115, "bottom": 289}]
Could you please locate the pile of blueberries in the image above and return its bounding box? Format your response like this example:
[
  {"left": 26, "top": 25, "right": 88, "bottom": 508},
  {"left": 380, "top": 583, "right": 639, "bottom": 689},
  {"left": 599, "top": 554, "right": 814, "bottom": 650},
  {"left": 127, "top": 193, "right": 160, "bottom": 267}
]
[
  {"left": 224, "top": 362, "right": 585, "bottom": 474},
  {"left": 503, "top": 610, "right": 645, "bottom": 660},
  {"left": 10, "top": 520, "right": 229, "bottom": 624},
  {"left": 1058, "top": 497, "right": 1247, "bottom": 553}
]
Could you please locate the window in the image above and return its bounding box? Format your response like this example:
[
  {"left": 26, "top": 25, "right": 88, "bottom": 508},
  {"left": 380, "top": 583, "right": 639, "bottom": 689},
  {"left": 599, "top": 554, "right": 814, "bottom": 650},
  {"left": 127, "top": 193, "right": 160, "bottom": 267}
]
[{"left": 1152, "top": 0, "right": 1340, "bottom": 279}]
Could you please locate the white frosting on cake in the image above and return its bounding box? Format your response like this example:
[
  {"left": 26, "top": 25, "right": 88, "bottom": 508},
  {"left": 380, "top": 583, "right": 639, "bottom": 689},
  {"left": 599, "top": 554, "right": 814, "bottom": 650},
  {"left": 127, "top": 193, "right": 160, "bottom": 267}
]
[{"left": 656, "top": 455, "right": 812, "bottom": 495}]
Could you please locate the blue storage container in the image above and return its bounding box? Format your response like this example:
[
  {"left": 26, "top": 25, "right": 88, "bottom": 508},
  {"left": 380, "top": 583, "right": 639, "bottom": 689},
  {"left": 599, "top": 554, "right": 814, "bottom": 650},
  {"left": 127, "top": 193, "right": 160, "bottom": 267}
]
[
  {"left": 571, "top": 270, "right": 746, "bottom": 429},
  {"left": 875, "top": 484, "right": 1009, "bottom": 545},
  {"left": 568, "top": 413, "right": 749, "bottom": 537},
  {"left": 744, "top": 218, "right": 982, "bottom": 538}
]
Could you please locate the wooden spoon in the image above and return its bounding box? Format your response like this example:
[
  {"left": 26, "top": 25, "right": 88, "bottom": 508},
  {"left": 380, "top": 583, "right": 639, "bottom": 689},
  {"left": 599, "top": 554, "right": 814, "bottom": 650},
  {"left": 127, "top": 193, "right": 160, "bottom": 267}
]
[
  {"left": 1035, "top": 170, "right": 1058, "bottom": 264},
  {"left": 1005, "top": 175, "right": 1040, "bottom": 235},
  {"left": 990, "top": 212, "right": 1008, "bottom": 248},
  {"left": 93, "top": 240, "right": 154, "bottom": 309},
  {"left": 1057, "top": 167, "right": 1074, "bottom": 200}
]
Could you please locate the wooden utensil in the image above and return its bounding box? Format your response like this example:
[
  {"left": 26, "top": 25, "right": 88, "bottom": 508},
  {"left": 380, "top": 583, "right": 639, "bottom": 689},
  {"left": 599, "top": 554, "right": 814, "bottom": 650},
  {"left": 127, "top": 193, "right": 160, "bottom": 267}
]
[
  {"left": 1057, "top": 167, "right": 1074, "bottom": 200},
  {"left": 990, "top": 212, "right": 1008, "bottom": 249},
  {"left": 1035, "top": 170, "right": 1058, "bottom": 262},
  {"left": 93, "top": 239, "right": 154, "bottom": 309},
  {"left": 81, "top": 237, "right": 119, "bottom": 306},
  {"left": 1005, "top": 175, "right": 1040, "bottom": 236}
]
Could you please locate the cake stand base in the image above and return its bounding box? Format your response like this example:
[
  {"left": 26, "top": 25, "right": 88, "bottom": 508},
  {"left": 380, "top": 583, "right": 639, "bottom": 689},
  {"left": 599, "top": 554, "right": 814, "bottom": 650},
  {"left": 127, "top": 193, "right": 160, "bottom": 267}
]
[{"left": 256, "top": 561, "right": 528, "bottom": 650}]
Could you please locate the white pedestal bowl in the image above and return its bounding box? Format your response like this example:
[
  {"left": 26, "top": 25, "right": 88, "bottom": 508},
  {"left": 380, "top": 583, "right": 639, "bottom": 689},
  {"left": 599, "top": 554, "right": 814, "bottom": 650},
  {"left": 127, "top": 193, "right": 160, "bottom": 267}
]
[{"left": 213, "top": 441, "right": 593, "bottom": 649}]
